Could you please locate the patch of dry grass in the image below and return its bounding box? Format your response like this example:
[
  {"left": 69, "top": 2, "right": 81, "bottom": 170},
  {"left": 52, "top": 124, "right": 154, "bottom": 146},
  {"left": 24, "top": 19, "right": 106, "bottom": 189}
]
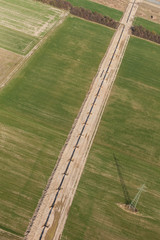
[{"left": 0, "top": 48, "right": 22, "bottom": 85}]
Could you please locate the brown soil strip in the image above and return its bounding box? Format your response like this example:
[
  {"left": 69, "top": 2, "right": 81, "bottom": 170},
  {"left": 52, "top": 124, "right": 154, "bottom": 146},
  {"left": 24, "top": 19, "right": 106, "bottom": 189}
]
[
  {"left": 90, "top": 0, "right": 129, "bottom": 12},
  {"left": 0, "top": 48, "right": 22, "bottom": 85}
]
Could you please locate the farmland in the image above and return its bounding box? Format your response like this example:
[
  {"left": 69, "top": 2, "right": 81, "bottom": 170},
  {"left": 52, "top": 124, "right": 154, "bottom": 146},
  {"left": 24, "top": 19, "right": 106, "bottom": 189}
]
[
  {"left": 0, "top": 48, "right": 22, "bottom": 85},
  {"left": 61, "top": 37, "right": 160, "bottom": 240},
  {"left": 0, "top": 0, "right": 62, "bottom": 37},
  {"left": 0, "top": 25, "right": 38, "bottom": 55},
  {"left": 1, "top": 1, "right": 160, "bottom": 240},
  {"left": 0, "top": 17, "right": 114, "bottom": 240},
  {"left": 67, "top": 0, "right": 123, "bottom": 20},
  {"left": 134, "top": 17, "right": 160, "bottom": 35},
  {"left": 0, "top": 0, "right": 63, "bottom": 54}
]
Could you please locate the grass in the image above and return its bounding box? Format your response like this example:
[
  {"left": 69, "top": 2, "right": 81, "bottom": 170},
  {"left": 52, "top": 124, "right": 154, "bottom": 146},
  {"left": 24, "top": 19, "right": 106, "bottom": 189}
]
[
  {"left": 134, "top": 17, "right": 160, "bottom": 35},
  {"left": 61, "top": 37, "right": 160, "bottom": 240},
  {"left": 0, "top": 48, "right": 22, "bottom": 84},
  {"left": 67, "top": 0, "right": 123, "bottom": 21},
  {"left": 0, "top": 0, "right": 62, "bottom": 37},
  {"left": 0, "top": 25, "right": 38, "bottom": 55},
  {"left": 0, "top": 0, "right": 63, "bottom": 54},
  {"left": 0, "top": 17, "right": 114, "bottom": 238}
]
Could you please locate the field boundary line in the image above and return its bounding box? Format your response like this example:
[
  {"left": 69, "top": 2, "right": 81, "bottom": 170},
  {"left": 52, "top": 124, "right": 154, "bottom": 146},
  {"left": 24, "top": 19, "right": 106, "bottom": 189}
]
[{"left": 0, "top": 11, "right": 68, "bottom": 90}]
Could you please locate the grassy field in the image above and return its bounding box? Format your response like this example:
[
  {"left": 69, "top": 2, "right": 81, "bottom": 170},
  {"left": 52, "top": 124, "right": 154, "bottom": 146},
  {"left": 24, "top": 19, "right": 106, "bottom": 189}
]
[
  {"left": 0, "top": 0, "right": 63, "bottom": 54},
  {"left": 0, "top": 17, "right": 114, "bottom": 239},
  {"left": 62, "top": 37, "right": 160, "bottom": 240},
  {"left": 0, "top": 0, "right": 62, "bottom": 36},
  {"left": 134, "top": 17, "right": 160, "bottom": 35},
  {"left": 0, "top": 48, "right": 22, "bottom": 84},
  {"left": 0, "top": 25, "right": 38, "bottom": 55},
  {"left": 67, "top": 0, "right": 122, "bottom": 20}
]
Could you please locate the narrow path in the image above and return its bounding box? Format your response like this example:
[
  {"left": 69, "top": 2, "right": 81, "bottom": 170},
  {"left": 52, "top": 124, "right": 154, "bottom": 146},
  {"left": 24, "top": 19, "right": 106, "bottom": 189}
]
[{"left": 25, "top": 1, "right": 141, "bottom": 239}]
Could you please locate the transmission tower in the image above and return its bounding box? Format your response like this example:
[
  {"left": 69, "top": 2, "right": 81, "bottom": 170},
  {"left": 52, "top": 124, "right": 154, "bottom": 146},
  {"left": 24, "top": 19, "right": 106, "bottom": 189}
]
[{"left": 129, "top": 184, "right": 146, "bottom": 211}]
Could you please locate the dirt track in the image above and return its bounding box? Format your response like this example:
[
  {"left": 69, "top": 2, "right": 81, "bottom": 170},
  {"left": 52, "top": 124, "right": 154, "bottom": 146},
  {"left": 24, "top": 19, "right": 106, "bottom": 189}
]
[{"left": 25, "top": 1, "right": 142, "bottom": 240}]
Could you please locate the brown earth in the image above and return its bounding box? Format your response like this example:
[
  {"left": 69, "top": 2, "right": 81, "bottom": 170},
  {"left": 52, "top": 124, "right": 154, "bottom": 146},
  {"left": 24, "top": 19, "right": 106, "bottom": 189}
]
[
  {"left": 90, "top": 0, "right": 129, "bottom": 12},
  {"left": 117, "top": 203, "right": 143, "bottom": 216},
  {"left": 0, "top": 48, "right": 22, "bottom": 86},
  {"left": 137, "top": 1, "right": 160, "bottom": 24},
  {"left": 91, "top": 0, "right": 160, "bottom": 24}
]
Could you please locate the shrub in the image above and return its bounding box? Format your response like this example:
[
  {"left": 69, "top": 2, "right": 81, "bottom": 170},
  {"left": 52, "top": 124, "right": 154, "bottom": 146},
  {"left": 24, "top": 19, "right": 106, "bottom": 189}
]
[
  {"left": 36, "top": 0, "right": 119, "bottom": 29},
  {"left": 131, "top": 25, "right": 160, "bottom": 44}
]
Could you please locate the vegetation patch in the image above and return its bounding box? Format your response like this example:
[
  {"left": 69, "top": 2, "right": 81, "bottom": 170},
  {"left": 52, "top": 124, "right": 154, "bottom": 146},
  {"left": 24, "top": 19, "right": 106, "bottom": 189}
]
[
  {"left": 0, "top": 17, "right": 113, "bottom": 238},
  {"left": 0, "top": 0, "right": 63, "bottom": 54},
  {"left": 0, "top": 25, "right": 38, "bottom": 55},
  {"left": 132, "top": 17, "right": 160, "bottom": 44},
  {"left": 62, "top": 37, "right": 160, "bottom": 240},
  {"left": 0, "top": 229, "right": 23, "bottom": 240},
  {"left": 131, "top": 25, "right": 160, "bottom": 45},
  {"left": 134, "top": 17, "right": 160, "bottom": 35},
  {"left": 37, "top": 0, "right": 120, "bottom": 28},
  {"left": 0, "top": 0, "right": 62, "bottom": 37},
  {"left": 0, "top": 48, "right": 22, "bottom": 85},
  {"left": 67, "top": 0, "right": 122, "bottom": 21}
]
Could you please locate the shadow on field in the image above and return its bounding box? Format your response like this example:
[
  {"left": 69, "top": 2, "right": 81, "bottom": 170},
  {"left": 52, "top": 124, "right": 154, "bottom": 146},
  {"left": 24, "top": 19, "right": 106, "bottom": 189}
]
[{"left": 113, "top": 153, "right": 131, "bottom": 204}]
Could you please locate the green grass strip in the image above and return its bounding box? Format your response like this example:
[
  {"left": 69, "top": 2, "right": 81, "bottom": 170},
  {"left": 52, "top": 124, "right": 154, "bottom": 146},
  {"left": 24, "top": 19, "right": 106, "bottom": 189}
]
[
  {"left": 0, "top": 25, "right": 38, "bottom": 55},
  {"left": 134, "top": 17, "right": 160, "bottom": 35},
  {"left": 67, "top": 0, "right": 122, "bottom": 21}
]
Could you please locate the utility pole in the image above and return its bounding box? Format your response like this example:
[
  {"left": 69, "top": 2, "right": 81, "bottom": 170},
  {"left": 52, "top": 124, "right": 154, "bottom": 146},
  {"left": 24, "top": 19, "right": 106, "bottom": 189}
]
[{"left": 129, "top": 184, "right": 146, "bottom": 212}]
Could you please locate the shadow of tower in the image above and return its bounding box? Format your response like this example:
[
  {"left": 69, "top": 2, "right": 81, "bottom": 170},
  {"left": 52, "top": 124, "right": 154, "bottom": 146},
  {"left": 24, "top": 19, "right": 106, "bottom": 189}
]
[{"left": 113, "top": 153, "right": 131, "bottom": 205}]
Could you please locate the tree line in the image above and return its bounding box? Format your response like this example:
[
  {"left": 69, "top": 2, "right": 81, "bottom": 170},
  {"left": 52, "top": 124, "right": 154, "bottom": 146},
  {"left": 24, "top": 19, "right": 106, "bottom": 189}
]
[
  {"left": 36, "top": 0, "right": 160, "bottom": 45},
  {"left": 36, "top": 0, "right": 119, "bottom": 29},
  {"left": 131, "top": 26, "right": 160, "bottom": 45}
]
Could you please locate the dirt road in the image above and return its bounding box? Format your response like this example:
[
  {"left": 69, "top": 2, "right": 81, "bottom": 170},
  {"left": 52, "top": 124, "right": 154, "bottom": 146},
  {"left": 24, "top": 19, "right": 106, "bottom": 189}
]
[{"left": 25, "top": 1, "right": 141, "bottom": 239}]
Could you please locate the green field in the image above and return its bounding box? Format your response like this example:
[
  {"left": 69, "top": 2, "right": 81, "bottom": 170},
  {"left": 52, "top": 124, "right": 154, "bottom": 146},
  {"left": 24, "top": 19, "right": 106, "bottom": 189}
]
[
  {"left": 134, "top": 17, "right": 160, "bottom": 35},
  {"left": 0, "top": 25, "right": 38, "bottom": 55},
  {"left": 0, "top": 17, "right": 114, "bottom": 239},
  {"left": 62, "top": 37, "right": 160, "bottom": 240},
  {"left": 0, "top": 0, "right": 62, "bottom": 36},
  {"left": 0, "top": 0, "right": 63, "bottom": 54},
  {"left": 67, "top": 0, "right": 122, "bottom": 21}
]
